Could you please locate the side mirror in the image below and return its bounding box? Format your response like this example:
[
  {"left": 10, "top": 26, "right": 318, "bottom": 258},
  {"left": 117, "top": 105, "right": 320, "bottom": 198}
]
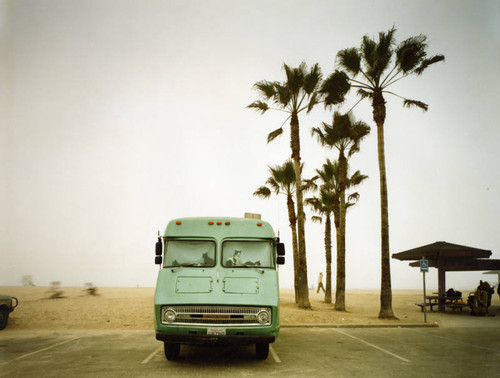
[
  {"left": 155, "top": 256, "right": 162, "bottom": 265},
  {"left": 277, "top": 256, "right": 285, "bottom": 265},
  {"left": 277, "top": 243, "right": 285, "bottom": 256},
  {"left": 155, "top": 238, "right": 163, "bottom": 256}
]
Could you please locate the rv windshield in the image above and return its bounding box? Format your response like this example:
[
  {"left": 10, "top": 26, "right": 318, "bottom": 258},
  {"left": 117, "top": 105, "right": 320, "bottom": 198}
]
[
  {"left": 164, "top": 240, "right": 215, "bottom": 268},
  {"left": 222, "top": 241, "right": 274, "bottom": 268}
]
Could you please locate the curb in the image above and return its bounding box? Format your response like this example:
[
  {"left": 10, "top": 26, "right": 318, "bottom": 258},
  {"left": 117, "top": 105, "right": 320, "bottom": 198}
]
[{"left": 281, "top": 322, "right": 439, "bottom": 328}]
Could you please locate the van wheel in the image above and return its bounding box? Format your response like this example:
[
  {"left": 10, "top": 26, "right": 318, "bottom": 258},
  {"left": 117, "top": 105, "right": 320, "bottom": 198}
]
[
  {"left": 0, "top": 308, "right": 9, "bottom": 330},
  {"left": 164, "top": 342, "right": 180, "bottom": 360},
  {"left": 255, "top": 343, "right": 269, "bottom": 360}
]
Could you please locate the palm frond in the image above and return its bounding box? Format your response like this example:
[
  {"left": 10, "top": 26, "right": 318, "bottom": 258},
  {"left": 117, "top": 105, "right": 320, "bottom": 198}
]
[
  {"left": 311, "top": 215, "right": 323, "bottom": 224},
  {"left": 357, "top": 88, "right": 373, "bottom": 100},
  {"left": 374, "top": 27, "right": 396, "bottom": 75},
  {"left": 303, "top": 63, "right": 322, "bottom": 94},
  {"left": 346, "top": 192, "right": 360, "bottom": 208},
  {"left": 253, "top": 81, "right": 276, "bottom": 99},
  {"left": 253, "top": 186, "right": 272, "bottom": 199},
  {"left": 247, "top": 100, "right": 269, "bottom": 114},
  {"left": 302, "top": 175, "right": 319, "bottom": 192},
  {"left": 403, "top": 98, "right": 428, "bottom": 111},
  {"left": 362, "top": 28, "right": 396, "bottom": 83},
  {"left": 274, "top": 83, "right": 291, "bottom": 107},
  {"left": 414, "top": 54, "right": 445, "bottom": 75},
  {"left": 337, "top": 48, "right": 361, "bottom": 76},
  {"left": 283, "top": 62, "right": 306, "bottom": 95},
  {"left": 395, "top": 34, "right": 427, "bottom": 74},
  {"left": 267, "top": 127, "right": 284, "bottom": 143},
  {"left": 348, "top": 170, "right": 368, "bottom": 187},
  {"left": 305, "top": 92, "right": 320, "bottom": 114},
  {"left": 265, "top": 176, "right": 282, "bottom": 195},
  {"left": 320, "top": 69, "right": 351, "bottom": 106},
  {"left": 361, "top": 35, "right": 377, "bottom": 72}
]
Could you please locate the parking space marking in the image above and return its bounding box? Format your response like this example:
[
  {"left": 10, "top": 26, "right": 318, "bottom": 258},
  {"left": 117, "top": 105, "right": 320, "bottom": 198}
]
[
  {"left": 1, "top": 337, "right": 81, "bottom": 366},
  {"left": 333, "top": 329, "right": 410, "bottom": 363},
  {"left": 269, "top": 345, "right": 281, "bottom": 363},
  {"left": 141, "top": 346, "right": 162, "bottom": 364},
  {"left": 412, "top": 329, "right": 500, "bottom": 354}
]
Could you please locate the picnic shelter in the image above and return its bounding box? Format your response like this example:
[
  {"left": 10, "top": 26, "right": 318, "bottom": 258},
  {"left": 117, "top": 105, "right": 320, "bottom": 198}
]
[{"left": 392, "top": 241, "right": 500, "bottom": 311}]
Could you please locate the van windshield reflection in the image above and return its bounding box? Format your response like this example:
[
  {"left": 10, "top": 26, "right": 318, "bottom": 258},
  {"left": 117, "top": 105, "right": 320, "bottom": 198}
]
[
  {"left": 164, "top": 240, "right": 215, "bottom": 268},
  {"left": 222, "top": 241, "right": 274, "bottom": 268}
]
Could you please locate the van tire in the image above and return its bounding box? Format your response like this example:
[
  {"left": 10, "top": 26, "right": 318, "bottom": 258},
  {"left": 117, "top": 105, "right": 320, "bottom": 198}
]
[
  {"left": 164, "top": 342, "right": 180, "bottom": 360},
  {"left": 255, "top": 343, "right": 269, "bottom": 360},
  {"left": 0, "top": 308, "right": 9, "bottom": 330}
]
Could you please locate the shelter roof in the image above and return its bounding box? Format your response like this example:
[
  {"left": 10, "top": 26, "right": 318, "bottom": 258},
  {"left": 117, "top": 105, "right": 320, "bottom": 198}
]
[{"left": 392, "top": 241, "right": 491, "bottom": 261}]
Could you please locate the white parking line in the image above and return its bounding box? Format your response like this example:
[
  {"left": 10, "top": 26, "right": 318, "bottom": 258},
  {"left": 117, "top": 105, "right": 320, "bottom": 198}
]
[
  {"left": 141, "top": 346, "right": 162, "bottom": 364},
  {"left": 333, "top": 329, "right": 410, "bottom": 363},
  {"left": 1, "top": 337, "right": 81, "bottom": 365},
  {"left": 269, "top": 345, "right": 281, "bottom": 363}
]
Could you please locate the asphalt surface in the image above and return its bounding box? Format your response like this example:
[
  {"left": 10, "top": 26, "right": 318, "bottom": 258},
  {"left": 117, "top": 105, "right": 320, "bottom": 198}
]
[{"left": 1, "top": 326, "right": 500, "bottom": 377}]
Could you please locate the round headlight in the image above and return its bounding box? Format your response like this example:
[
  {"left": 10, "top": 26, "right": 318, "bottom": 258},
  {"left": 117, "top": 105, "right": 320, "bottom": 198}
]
[
  {"left": 164, "top": 308, "right": 176, "bottom": 323},
  {"left": 256, "top": 309, "right": 270, "bottom": 325}
]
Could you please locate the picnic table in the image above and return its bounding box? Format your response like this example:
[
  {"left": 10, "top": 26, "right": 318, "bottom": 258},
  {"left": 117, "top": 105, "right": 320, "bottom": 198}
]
[
  {"left": 415, "top": 296, "right": 440, "bottom": 312},
  {"left": 415, "top": 295, "right": 468, "bottom": 312}
]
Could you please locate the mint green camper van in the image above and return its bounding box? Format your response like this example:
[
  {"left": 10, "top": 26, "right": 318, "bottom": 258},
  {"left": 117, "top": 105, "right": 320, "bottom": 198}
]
[{"left": 154, "top": 216, "right": 285, "bottom": 360}]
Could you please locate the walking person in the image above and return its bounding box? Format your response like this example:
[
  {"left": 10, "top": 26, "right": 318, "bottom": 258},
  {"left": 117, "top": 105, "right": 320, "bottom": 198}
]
[{"left": 317, "top": 272, "right": 325, "bottom": 293}]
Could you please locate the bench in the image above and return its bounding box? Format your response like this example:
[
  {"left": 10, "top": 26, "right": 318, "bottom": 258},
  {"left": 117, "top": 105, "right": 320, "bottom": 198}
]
[
  {"left": 445, "top": 302, "right": 468, "bottom": 312},
  {"left": 415, "top": 302, "right": 439, "bottom": 312}
]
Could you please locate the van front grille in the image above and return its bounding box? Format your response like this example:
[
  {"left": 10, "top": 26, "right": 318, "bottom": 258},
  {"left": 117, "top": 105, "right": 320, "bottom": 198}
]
[{"left": 161, "top": 305, "right": 271, "bottom": 326}]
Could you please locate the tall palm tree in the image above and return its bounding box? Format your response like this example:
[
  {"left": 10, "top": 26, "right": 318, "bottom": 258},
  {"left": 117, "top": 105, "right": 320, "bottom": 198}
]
[
  {"left": 322, "top": 27, "right": 444, "bottom": 318},
  {"left": 249, "top": 62, "right": 323, "bottom": 309},
  {"left": 254, "top": 160, "right": 300, "bottom": 303},
  {"left": 312, "top": 113, "right": 370, "bottom": 310}
]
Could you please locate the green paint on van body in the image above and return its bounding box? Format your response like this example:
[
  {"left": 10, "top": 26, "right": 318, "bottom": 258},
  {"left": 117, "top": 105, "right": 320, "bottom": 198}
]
[{"left": 154, "top": 217, "right": 282, "bottom": 354}]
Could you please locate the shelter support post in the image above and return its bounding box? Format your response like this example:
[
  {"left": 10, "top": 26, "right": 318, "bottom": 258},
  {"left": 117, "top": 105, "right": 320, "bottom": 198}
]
[{"left": 438, "top": 261, "right": 446, "bottom": 312}]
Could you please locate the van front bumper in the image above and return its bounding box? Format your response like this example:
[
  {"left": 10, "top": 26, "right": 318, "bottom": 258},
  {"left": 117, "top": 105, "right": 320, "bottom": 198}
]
[{"left": 156, "top": 332, "right": 275, "bottom": 345}]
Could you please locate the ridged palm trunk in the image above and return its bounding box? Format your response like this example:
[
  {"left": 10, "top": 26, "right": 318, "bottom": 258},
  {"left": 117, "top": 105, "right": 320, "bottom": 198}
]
[
  {"left": 286, "top": 194, "right": 299, "bottom": 303},
  {"left": 335, "top": 153, "right": 347, "bottom": 311},
  {"left": 290, "top": 113, "right": 311, "bottom": 309},
  {"left": 324, "top": 216, "right": 332, "bottom": 303},
  {"left": 373, "top": 90, "right": 396, "bottom": 319}
]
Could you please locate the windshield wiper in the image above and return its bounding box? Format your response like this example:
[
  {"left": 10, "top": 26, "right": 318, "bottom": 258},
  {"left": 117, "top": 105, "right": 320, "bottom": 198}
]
[
  {"left": 170, "top": 263, "right": 203, "bottom": 272},
  {"left": 233, "top": 264, "right": 264, "bottom": 274}
]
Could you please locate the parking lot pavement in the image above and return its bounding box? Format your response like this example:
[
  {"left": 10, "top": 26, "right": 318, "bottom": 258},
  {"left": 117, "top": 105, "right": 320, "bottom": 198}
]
[{"left": 1, "top": 327, "right": 500, "bottom": 377}]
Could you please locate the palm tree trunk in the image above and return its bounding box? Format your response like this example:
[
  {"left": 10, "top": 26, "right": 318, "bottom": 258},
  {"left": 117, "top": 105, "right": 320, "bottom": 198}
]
[
  {"left": 335, "top": 153, "right": 347, "bottom": 311},
  {"left": 373, "top": 91, "right": 396, "bottom": 319},
  {"left": 290, "top": 112, "right": 311, "bottom": 309},
  {"left": 324, "top": 216, "right": 332, "bottom": 303},
  {"left": 286, "top": 194, "right": 299, "bottom": 304}
]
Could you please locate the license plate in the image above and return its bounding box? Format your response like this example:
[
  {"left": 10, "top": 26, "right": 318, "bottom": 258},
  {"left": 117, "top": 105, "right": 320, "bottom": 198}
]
[{"left": 207, "top": 328, "right": 226, "bottom": 336}]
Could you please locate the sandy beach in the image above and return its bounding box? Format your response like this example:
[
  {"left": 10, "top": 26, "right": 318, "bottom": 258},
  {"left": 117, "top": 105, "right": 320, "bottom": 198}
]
[{"left": 2, "top": 286, "right": 499, "bottom": 331}]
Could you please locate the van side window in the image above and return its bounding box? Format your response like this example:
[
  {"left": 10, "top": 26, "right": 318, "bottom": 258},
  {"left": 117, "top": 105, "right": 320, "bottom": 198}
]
[
  {"left": 164, "top": 240, "right": 215, "bottom": 267},
  {"left": 222, "top": 241, "right": 274, "bottom": 268}
]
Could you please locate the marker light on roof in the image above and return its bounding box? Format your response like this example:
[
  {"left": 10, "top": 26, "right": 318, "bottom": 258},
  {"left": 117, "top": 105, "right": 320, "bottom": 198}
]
[
  {"left": 257, "top": 222, "right": 262, "bottom": 227},
  {"left": 225, "top": 222, "right": 230, "bottom": 225},
  {"left": 208, "top": 221, "right": 214, "bottom": 225},
  {"left": 176, "top": 221, "right": 182, "bottom": 225},
  {"left": 216, "top": 221, "right": 222, "bottom": 225}
]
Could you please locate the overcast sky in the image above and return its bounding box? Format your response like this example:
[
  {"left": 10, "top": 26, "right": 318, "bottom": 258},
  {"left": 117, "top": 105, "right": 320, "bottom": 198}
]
[{"left": 1, "top": 0, "right": 499, "bottom": 291}]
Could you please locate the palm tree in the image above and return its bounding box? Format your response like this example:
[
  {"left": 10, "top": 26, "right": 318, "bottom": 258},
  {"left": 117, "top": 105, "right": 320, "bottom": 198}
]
[
  {"left": 249, "top": 62, "right": 323, "bottom": 309},
  {"left": 306, "top": 161, "right": 338, "bottom": 304},
  {"left": 322, "top": 27, "right": 444, "bottom": 318},
  {"left": 254, "top": 160, "right": 300, "bottom": 303},
  {"left": 312, "top": 113, "right": 370, "bottom": 310}
]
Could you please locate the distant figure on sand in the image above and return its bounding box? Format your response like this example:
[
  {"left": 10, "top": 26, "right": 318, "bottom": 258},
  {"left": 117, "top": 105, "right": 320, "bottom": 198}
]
[
  {"left": 317, "top": 272, "right": 325, "bottom": 293},
  {"left": 48, "top": 281, "right": 65, "bottom": 299},
  {"left": 84, "top": 282, "right": 99, "bottom": 296}
]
